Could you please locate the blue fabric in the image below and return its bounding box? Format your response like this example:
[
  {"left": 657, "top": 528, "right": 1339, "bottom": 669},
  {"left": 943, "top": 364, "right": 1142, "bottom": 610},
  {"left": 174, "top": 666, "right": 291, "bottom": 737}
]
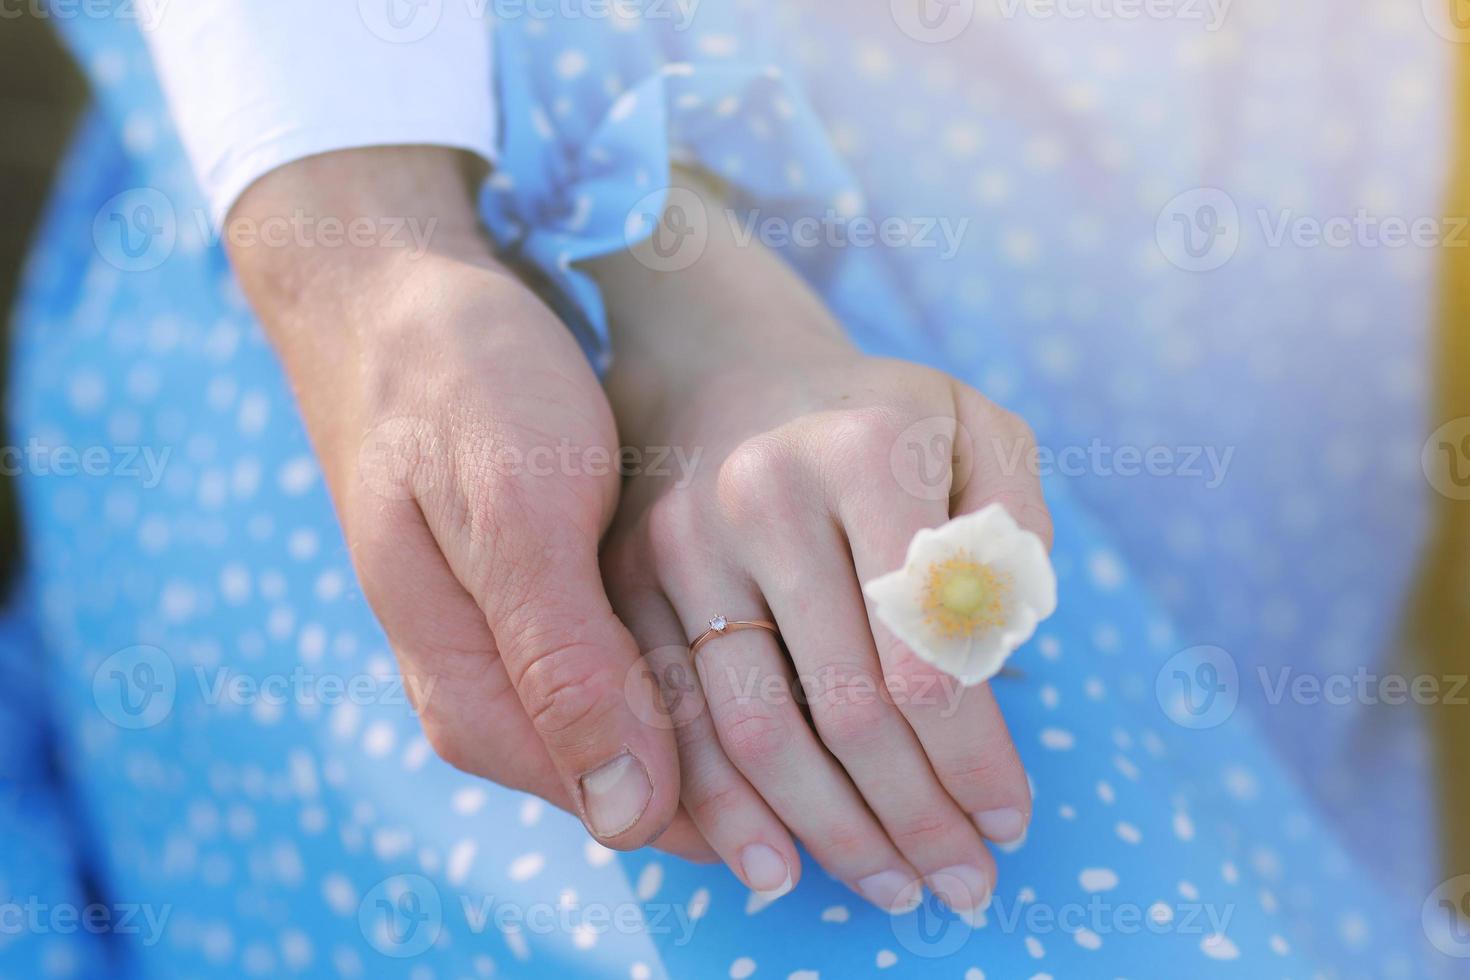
[
  {"left": 1, "top": 3, "right": 1447, "bottom": 978},
  {"left": 0, "top": 587, "right": 119, "bottom": 979}
]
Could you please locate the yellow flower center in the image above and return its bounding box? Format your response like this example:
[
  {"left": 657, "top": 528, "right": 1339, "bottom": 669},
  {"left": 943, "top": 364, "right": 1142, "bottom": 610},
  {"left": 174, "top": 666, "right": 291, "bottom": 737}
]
[{"left": 922, "top": 552, "right": 1011, "bottom": 638}]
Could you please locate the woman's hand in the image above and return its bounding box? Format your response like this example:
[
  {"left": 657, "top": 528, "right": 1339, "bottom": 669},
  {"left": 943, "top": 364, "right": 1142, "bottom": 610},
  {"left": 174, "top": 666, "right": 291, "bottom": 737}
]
[
  {"left": 587, "top": 173, "right": 1050, "bottom": 911},
  {"left": 226, "top": 147, "right": 710, "bottom": 859}
]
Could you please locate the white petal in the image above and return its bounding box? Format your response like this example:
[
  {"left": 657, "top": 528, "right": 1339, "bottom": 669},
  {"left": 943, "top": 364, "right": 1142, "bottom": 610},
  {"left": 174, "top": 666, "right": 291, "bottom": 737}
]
[
  {"left": 989, "top": 534, "right": 1058, "bottom": 618},
  {"left": 943, "top": 504, "right": 1022, "bottom": 561},
  {"left": 952, "top": 630, "right": 1011, "bottom": 685},
  {"left": 869, "top": 581, "right": 977, "bottom": 676},
  {"left": 900, "top": 523, "right": 964, "bottom": 573},
  {"left": 862, "top": 567, "right": 917, "bottom": 611},
  {"left": 862, "top": 503, "right": 1058, "bottom": 687}
]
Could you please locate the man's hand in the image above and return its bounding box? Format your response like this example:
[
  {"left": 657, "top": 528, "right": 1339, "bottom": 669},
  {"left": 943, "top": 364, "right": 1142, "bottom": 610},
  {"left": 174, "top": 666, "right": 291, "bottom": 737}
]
[{"left": 226, "top": 146, "right": 706, "bottom": 857}]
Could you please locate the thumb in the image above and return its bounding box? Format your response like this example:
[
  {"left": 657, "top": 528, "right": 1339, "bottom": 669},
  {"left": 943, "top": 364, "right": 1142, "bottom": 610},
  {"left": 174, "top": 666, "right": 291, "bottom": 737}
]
[{"left": 480, "top": 529, "right": 681, "bottom": 849}]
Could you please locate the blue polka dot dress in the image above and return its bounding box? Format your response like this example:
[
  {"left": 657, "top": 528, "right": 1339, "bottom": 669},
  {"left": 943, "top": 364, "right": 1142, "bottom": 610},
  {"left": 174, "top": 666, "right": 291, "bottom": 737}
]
[{"left": 3, "top": 2, "right": 1453, "bottom": 977}]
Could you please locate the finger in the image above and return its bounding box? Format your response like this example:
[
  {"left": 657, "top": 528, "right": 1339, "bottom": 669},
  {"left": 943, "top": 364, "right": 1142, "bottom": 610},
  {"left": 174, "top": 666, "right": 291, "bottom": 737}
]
[
  {"left": 650, "top": 810, "right": 721, "bottom": 864},
  {"left": 352, "top": 488, "right": 705, "bottom": 857},
  {"left": 413, "top": 474, "right": 681, "bottom": 851},
  {"left": 349, "top": 487, "right": 555, "bottom": 788},
  {"left": 661, "top": 571, "right": 924, "bottom": 915},
  {"left": 953, "top": 382, "right": 1054, "bottom": 548},
  {"left": 841, "top": 472, "right": 1034, "bottom": 848},
  {"left": 757, "top": 521, "right": 997, "bottom": 913},
  {"left": 488, "top": 534, "right": 681, "bottom": 849},
  {"left": 605, "top": 562, "right": 801, "bottom": 899},
  {"left": 348, "top": 485, "right": 713, "bottom": 859},
  {"left": 513, "top": 761, "right": 717, "bottom": 864}
]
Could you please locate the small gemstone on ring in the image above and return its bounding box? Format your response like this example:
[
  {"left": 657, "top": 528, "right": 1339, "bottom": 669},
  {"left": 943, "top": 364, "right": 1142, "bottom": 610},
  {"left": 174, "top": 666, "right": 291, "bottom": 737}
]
[{"left": 710, "top": 615, "right": 728, "bottom": 632}]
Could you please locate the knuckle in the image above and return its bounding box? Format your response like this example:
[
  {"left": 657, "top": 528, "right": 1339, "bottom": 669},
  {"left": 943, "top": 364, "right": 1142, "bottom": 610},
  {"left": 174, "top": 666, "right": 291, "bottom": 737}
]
[
  {"left": 683, "top": 778, "right": 748, "bottom": 825},
  {"left": 714, "top": 437, "right": 804, "bottom": 525},
  {"left": 718, "top": 706, "right": 790, "bottom": 772},
  {"left": 943, "top": 744, "right": 1023, "bottom": 791},
  {"left": 814, "top": 702, "right": 889, "bottom": 754},
  {"left": 889, "top": 810, "right": 958, "bottom": 851},
  {"left": 825, "top": 409, "right": 911, "bottom": 471},
  {"left": 822, "top": 820, "right": 874, "bottom": 857},
  {"left": 806, "top": 668, "right": 891, "bottom": 753},
  {"left": 518, "top": 643, "right": 620, "bottom": 742},
  {"left": 824, "top": 409, "right": 940, "bottom": 504}
]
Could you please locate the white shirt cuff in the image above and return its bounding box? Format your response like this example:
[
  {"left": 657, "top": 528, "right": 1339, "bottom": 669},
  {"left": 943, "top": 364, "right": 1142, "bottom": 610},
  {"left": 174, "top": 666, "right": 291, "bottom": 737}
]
[{"left": 142, "top": 3, "right": 497, "bottom": 224}]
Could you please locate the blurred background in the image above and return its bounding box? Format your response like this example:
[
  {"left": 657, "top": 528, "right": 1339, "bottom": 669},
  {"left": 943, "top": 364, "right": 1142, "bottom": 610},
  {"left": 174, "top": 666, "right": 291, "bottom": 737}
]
[{"left": 0, "top": 8, "right": 86, "bottom": 595}]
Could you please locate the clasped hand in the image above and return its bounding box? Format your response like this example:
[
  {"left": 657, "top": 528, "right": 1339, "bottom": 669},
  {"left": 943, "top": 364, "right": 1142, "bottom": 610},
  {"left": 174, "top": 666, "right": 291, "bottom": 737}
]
[{"left": 237, "top": 149, "right": 1050, "bottom": 915}]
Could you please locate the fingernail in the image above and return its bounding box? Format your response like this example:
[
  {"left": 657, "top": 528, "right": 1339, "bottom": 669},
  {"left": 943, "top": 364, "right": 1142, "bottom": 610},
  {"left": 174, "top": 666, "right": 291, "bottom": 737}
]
[
  {"left": 740, "top": 844, "right": 793, "bottom": 900},
  {"left": 580, "top": 752, "right": 652, "bottom": 839},
  {"left": 856, "top": 871, "right": 923, "bottom": 914},
  {"left": 925, "top": 865, "right": 993, "bottom": 913},
  {"left": 974, "top": 807, "right": 1026, "bottom": 844}
]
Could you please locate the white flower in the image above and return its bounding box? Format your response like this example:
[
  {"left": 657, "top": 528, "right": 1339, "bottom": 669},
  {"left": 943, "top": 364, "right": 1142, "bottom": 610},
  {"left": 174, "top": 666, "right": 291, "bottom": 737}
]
[{"left": 863, "top": 503, "right": 1057, "bottom": 686}]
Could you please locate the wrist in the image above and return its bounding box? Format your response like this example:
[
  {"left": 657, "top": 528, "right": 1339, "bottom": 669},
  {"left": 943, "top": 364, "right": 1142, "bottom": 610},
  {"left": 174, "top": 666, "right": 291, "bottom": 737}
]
[
  {"left": 228, "top": 146, "right": 501, "bottom": 339},
  {"left": 588, "top": 169, "right": 855, "bottom": 383}
]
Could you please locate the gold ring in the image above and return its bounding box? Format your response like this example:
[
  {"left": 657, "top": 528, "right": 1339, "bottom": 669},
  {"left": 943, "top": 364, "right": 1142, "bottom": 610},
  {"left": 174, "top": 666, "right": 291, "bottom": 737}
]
[{"left": 689, "top": 615, "right": 780, "bottom": 656}]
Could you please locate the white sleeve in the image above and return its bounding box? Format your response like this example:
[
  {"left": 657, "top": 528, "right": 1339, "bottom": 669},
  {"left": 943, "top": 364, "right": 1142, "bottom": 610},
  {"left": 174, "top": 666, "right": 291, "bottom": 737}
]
[{"left": 141, "top": 4, "right": 497, "bottom": 223}]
